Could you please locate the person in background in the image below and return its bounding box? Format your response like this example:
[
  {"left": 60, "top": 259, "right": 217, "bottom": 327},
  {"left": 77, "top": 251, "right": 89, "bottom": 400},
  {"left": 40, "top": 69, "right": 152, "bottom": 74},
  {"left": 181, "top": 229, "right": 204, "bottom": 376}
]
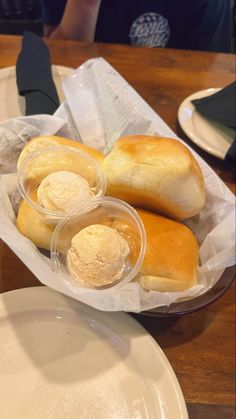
[{"left": 41, "top": 0, "right": 233, "bottom": 52}]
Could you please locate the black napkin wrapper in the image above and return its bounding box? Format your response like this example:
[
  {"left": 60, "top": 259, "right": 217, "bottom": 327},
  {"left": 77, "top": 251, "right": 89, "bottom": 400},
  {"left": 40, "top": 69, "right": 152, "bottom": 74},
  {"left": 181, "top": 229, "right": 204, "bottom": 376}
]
[
  {"left": 16, "top": 31, "right": 60, "bottom": 115},
  {"left": 191, "top": 82, "right": 236, "bottom": 129},
  {"left": 192, "top": 82, "right": 236, "bottom": 167},
  {"left": 224, "top": 139, "right": 236, "bottom": 170}
]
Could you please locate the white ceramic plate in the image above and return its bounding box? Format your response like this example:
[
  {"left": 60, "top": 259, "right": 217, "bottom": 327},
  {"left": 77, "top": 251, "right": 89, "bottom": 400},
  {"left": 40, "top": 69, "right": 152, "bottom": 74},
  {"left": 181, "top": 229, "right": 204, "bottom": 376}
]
[
  {"left": 0, "top": 65, "right": 73, "bottom": 122},
  {"left": 178, "top": 88, "right": 235, "bottom": 159},
  {"left": 0, "top": 287, "right": 188, "bottom": 419}
]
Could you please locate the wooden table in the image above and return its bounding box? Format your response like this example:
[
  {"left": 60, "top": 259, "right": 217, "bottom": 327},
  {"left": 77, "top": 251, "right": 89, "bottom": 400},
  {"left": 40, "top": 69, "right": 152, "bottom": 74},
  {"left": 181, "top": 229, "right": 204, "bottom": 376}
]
[{"left": 0, "top": 35, "right": 235, "bottom": 419}]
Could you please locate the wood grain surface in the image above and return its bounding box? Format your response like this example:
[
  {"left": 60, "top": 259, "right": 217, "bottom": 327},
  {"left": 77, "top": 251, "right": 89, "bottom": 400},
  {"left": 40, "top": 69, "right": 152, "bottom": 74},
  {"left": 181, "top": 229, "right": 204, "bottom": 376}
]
[{"left": 0, "top": 35, "right": 235, "bottom": 419}]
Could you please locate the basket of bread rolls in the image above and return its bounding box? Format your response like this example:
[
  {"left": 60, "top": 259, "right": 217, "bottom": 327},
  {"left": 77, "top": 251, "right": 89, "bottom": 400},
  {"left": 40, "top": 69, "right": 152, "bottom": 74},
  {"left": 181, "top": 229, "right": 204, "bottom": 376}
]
[
  {"left": 0, "top": 58, "right": 235, "bottom": 314},
  {"left": 4, "top": 131, "right": 205, "bottom": 307},
  {"left": 0, "top": 129, "right": 235, "bottom": 313}
]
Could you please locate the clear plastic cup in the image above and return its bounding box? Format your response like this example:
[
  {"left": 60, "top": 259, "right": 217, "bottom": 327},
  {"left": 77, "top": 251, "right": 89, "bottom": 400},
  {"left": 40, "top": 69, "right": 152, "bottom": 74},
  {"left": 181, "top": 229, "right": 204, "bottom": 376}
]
[
  {"left": 17, "top": 145, "right": 107, "bottom": 223},
  {"left": 50, "top": 197, "right": 146, "bottom": 291}
]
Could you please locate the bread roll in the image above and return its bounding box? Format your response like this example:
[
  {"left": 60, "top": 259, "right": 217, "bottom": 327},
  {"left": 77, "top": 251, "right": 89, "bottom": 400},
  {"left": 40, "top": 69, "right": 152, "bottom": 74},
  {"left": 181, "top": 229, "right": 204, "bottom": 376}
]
[
  {"left": 136, "top": 209, "right": 198, "bottom": 292},
  {"left": 17, "top": 199, "right": 55, "bottom": 251},
  {"left": 102, "top": 135, "right": 205, "bottom": 220},
  {"left": 16, "top": 198, "right": 88, "bottom": 252},
  {"left": 17, "top": 199, "right": 198, "bottom": 292},
  {"left": 17, "top": 135, "right": 104, "bottom": 169}
]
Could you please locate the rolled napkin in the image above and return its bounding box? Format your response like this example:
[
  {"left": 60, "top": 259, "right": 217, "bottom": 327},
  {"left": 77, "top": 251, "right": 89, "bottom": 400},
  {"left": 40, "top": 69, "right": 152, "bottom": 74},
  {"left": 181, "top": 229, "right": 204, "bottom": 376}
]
[
  {"left": 192, "top": 82, "right": 236, "bottom": 129},
  {"left": 192, "top": 82, "right": 236, "bottom": 166},
  {"left": 225, "top": 140, "right": 236, "bottom": 168},
  {"left": 16, "top": 31, "right": 60, "bottom": 116}
]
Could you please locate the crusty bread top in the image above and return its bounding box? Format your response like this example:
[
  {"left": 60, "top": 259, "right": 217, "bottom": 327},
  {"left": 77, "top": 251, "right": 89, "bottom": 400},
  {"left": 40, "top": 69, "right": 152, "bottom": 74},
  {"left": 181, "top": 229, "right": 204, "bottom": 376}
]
[
  {"left": 105, "top": 135, "right": 203, "bottom": 176},
  {"left": 102, "top": 135, "right": 205, "bottom": 220},
  {"left": 17, "top": 135, "right": 104, "bottom": 169},
  {"left": 136, "top": 208, "right": 199, "bottom": 290}
]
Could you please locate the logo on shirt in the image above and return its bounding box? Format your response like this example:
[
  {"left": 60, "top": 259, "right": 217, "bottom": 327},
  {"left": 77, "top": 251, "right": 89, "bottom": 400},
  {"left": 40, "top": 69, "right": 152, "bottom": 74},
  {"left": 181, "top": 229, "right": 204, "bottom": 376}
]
[{"left": 129, "top": 13, "right": 170, "bottom": 47}]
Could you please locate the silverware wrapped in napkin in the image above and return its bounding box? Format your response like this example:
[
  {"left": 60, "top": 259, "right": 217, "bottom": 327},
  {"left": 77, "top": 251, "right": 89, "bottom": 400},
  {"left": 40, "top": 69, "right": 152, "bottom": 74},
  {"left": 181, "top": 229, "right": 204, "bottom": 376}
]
[
  {"left": 192, "top": 82, "right": 236, "bottom": 167},
  {"left": 16, "top": 31, "right": 60, "bottom": 116}
]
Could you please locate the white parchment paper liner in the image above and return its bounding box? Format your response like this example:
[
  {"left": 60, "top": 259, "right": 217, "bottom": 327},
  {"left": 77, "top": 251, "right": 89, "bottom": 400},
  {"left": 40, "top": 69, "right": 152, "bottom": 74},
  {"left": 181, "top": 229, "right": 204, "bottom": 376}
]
[{"left": 0, "top": 58, "right": 235, "bottom": 312}]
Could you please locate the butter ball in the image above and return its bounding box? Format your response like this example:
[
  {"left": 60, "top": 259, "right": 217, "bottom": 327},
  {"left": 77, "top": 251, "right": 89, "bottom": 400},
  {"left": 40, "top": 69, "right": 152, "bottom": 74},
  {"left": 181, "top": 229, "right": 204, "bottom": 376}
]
[
  {"left": 37, "top": 171, "right": 92, "bottom": 212},
  {"left": 67, "top": 224, "right": 130, "bottom": 287}
]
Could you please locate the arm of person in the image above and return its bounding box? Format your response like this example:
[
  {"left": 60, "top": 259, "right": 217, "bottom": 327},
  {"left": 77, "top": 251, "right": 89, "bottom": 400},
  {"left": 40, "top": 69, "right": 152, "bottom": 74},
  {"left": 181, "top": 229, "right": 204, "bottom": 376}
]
[
  {"left": 44, "top": 25, "right": 57, "bottom": 37},
  {"left": 41, "top": 0, "right": 67, "bottom": 37},
  {"left": 49, "top": 0, "right": 102, "bottom": 41}
]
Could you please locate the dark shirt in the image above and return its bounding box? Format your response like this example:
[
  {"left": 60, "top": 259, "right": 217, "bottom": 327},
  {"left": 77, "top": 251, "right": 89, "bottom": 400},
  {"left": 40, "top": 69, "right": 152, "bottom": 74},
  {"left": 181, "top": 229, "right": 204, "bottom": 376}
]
[{"left": 41, "top": 0, "right": 232, "bottom": 52}]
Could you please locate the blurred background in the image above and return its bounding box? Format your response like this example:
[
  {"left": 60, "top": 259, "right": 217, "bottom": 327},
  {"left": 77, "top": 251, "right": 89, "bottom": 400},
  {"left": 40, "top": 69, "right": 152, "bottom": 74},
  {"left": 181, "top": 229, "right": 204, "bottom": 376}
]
[
  {"left": 0, "top": 0, "right": 42, "bottom": 36},
  {"left": 0, "top": 0, "right": 236, "bottom": 52}
]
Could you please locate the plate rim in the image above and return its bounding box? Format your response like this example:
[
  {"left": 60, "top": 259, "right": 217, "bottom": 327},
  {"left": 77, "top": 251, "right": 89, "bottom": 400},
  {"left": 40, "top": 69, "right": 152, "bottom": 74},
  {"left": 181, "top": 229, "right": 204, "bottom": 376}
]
[
  {"left": 177, "top": 87, "right": 226, "bottom": 159},
  {"left": 0, "top": 286, "right": 189, "bottom": 419}
]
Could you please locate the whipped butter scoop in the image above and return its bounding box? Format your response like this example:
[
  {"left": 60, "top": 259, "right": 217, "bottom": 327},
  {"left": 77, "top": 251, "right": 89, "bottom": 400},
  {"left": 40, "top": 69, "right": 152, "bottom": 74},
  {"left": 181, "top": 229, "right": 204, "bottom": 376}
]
[
  {"left": 37, "top": 171, "right": 93, "bottom": 212},
  {"left": 67, "top": 224, "right": 130, "bottom": 288}
]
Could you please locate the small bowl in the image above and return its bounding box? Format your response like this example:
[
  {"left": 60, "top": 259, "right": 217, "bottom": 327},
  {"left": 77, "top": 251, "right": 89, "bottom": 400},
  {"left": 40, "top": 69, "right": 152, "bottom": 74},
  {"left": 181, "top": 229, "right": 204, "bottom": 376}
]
[
  {"left": 17, "top": 145, "right": 107, "bottom": 223},
  {"left": 50, "top": 197, "right": 146, "bottom": 291}
]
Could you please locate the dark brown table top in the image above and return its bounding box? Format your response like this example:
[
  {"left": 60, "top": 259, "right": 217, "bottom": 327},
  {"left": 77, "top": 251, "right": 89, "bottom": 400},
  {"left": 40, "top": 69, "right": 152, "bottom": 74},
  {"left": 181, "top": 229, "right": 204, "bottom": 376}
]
[{"left": 0, "top": 35, "right": 235, "bottom": 419}]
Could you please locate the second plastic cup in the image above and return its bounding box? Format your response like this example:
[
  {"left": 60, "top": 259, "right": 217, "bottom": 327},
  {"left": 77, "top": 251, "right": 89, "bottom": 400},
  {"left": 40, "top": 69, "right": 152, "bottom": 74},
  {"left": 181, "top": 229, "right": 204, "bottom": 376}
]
[{"left": 50, "top": 197, "right": 146, "bottom": 291}]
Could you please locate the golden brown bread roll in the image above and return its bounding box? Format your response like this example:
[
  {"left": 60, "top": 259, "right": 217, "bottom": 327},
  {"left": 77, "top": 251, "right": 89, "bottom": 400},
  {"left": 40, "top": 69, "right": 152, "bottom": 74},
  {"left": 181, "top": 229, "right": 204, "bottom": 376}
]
[
  {"left": 136, "top": 209, "right": 199, "bottom": 292},
  {"left": 17, "top": 135, "right": 104, "bottom": 169},
  {"left": 16, "top": 198, "right": 55, "bottom": 251},
  {"left": 102, "top": 135, "right": 205, "bottom": 220},
  {"left": 17, "top": 198, "right": 80, "bottom": 252},
  {"left": 16, "top": 200, "right": 198, "bottom": 292}
]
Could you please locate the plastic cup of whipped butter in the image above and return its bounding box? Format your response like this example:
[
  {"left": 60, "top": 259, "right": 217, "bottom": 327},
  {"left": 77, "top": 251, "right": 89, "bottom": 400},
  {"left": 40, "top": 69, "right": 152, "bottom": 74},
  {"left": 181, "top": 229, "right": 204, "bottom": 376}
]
[
  {"left": 50, "top": 197, "right": 146, "bottom": 291},
  {"left": 17, "top": 145, "right": 107, "bottom": 223}
]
